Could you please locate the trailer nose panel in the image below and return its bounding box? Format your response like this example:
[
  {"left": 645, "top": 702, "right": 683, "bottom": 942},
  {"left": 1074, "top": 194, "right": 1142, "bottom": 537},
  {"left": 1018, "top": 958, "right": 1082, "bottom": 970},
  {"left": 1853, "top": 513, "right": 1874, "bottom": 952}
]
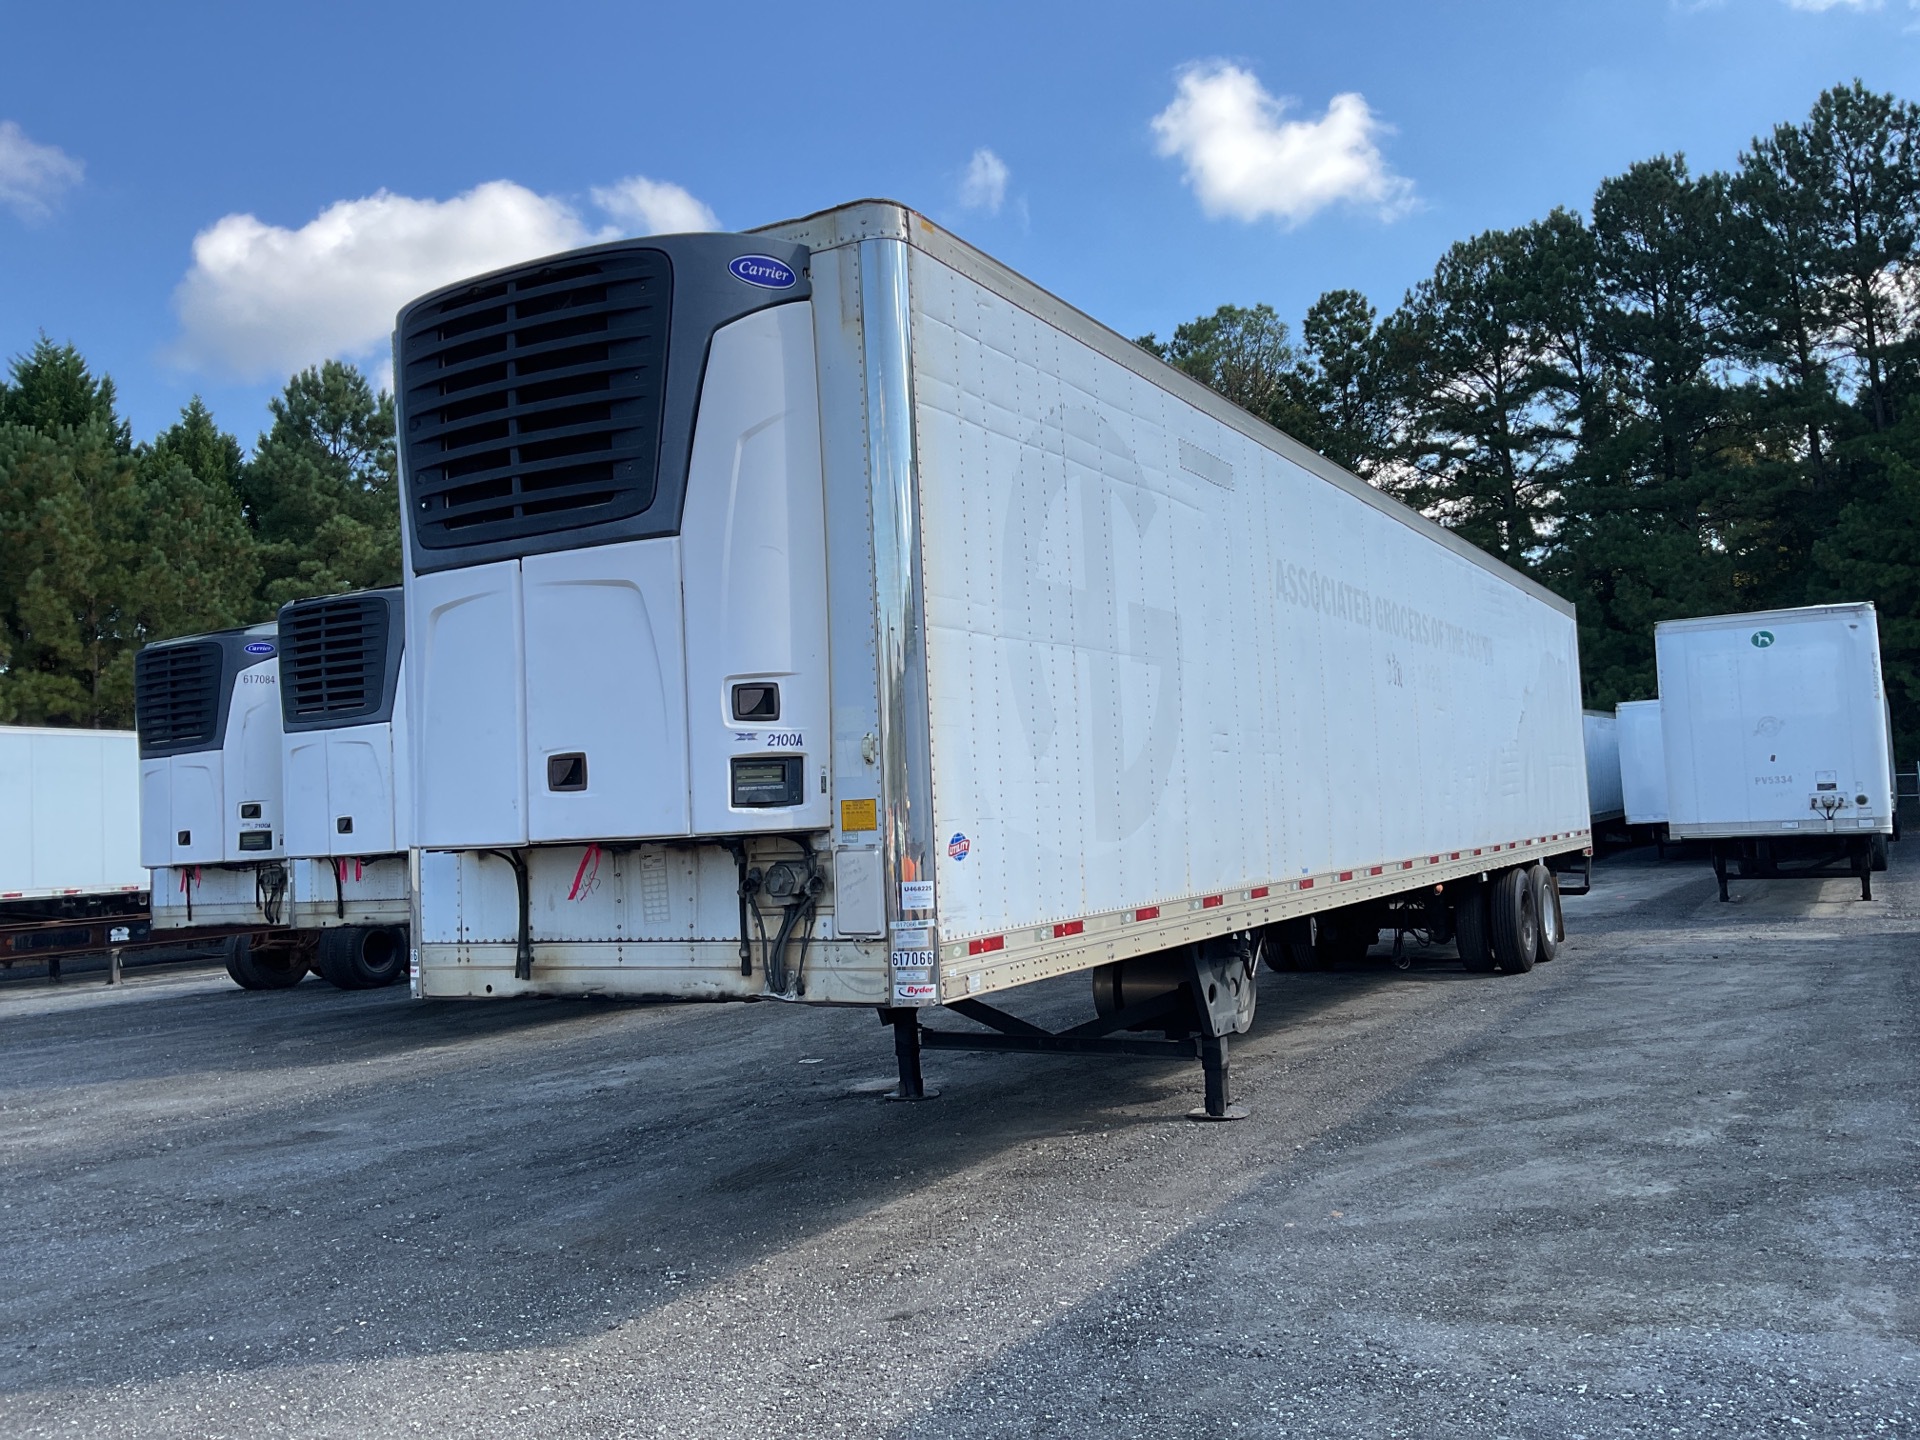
[
  {"left": 523, "top": 539, "right": 690, "bottom": 842},
  {"left": 411, "top": 562, "right": 528, "bottom": 848}
]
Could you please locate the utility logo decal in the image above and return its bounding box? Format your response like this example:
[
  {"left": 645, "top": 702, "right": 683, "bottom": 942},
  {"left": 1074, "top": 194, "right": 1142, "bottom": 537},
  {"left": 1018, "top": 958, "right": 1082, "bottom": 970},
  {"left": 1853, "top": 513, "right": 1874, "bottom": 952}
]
[
  {"left": 1751, "top": 630, "right": 1775, "bottom": 648},
  {"left": 728, "top": 255, "right": 798, "bottom": 289},
  {"left": 243, "top": 642, "right": 275, "bottom": 655},
  {"left": 948, "top": 833, "right": 971, "bottom": 861}
]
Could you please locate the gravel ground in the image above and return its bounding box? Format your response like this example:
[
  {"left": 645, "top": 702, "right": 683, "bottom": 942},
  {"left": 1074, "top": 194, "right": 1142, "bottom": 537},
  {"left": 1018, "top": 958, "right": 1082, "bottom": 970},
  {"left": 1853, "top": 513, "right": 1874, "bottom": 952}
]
[{"left": 0, "top": 846, "right": 1913, "bottom": 1438}]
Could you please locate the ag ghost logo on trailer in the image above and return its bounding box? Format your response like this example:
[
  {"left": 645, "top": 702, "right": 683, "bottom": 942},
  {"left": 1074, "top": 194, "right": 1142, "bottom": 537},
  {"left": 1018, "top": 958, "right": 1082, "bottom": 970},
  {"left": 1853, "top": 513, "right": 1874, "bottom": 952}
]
[
  {"left": 728, "top": 255, "right": 798, "bottom": 289},
  {"left": 1003, "top": 407, "right": 1182, "bottom": 842}
]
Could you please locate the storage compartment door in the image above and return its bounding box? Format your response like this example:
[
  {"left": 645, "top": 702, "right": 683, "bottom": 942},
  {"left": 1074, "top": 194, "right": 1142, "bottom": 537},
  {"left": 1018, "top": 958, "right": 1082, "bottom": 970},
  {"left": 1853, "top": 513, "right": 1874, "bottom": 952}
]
[
  {"left": 522, "top": 538, "right": 691, "bottom": 842},
  {"left": 682, "top": 302, "right": 832, "bottom": 836},
  {"left": 326, "top": 728, "right": 397, "bottom": 855},
  {"left": 410, "top": 561, "right": 527, "bottom": 848},
  {"left": 282, "top": 736, "right": 332, "bottom": 858}
]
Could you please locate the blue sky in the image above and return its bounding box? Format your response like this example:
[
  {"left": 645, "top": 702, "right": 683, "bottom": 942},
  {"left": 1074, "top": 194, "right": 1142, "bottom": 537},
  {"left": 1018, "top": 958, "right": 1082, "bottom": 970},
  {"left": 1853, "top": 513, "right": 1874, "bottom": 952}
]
[{"left": 2, "top": 0, "right": 1915, "bottom": 447}]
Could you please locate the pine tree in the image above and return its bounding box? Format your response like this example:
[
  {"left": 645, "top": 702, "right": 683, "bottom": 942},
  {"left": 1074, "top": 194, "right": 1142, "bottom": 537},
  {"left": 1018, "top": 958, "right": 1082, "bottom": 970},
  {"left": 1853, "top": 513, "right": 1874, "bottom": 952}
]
[
  {"left": 0, "top": 421, "right": 144, "bottom": 725},
  {"left": 241, "top": 361, "right": 401, "bottom": 607},
  {"left": 0, "top": 337, "right": 132, "bottom": 450},
  {"left": 1384, "top": 229, "right": 1560, "bottom": 568},
  {"left": 1136, "top": 304, "right": 1298, "bottom": 420}
]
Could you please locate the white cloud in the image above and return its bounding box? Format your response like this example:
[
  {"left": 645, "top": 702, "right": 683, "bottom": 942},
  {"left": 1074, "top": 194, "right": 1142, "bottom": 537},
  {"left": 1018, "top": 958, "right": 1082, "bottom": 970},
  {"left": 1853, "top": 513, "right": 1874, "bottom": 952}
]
[
  {"left": 1151, "top": 63, "right": 1414, "bottom": 227},
  {"left": 959, "top": 148, "right": 1010, "bottom": 214},
  {"left": 171, "top": 175, "right": 717, "bottom": 381},
  {"left": 589, "top": 175, "right": 719, "bottom": 234},
  {"left": 0, "top": 120, "right": 83, "bottom": 220}
]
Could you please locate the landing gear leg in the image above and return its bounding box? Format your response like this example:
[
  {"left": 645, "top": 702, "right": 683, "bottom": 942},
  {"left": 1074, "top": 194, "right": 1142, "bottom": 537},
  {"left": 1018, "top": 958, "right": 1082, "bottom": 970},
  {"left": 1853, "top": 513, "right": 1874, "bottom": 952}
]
[
  {"left": 1188, "top": 1032, "right": 1246, "bottom": 1122},
  {"left": 1713, "top": 845, "right": 1731, "bottom": 903},
  {"left": 881, "top": 1007, "right": 939, "bottom": 1101}
]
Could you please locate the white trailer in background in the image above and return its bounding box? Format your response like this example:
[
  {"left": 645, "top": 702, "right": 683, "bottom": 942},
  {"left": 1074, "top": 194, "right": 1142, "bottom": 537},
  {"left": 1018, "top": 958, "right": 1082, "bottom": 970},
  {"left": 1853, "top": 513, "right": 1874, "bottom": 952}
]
[
  {"left": 0, "top": 726, "right": 148, "bottom": 973},
  {"left": 278, "top": 588, "right": 412, "bottom": 988},
  {"left": 136, "top": 623, "right": 304, "bottom": 985},
  {"left": 1615, "top": 699, "right": 1669, "bottom": 833},
  {"left": 1583, "top": 710, "right": 1624, "bottom": 826},
  {"left": 1656, "top": 603, "right": 1895, "bottom": 901},
  {"left": 396, "top": 200, "right": 1591, "bottom": 1116}
]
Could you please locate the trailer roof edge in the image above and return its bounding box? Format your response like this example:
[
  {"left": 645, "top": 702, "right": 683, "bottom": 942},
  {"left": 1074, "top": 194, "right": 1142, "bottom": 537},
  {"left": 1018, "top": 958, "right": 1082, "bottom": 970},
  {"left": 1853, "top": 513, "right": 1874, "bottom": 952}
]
[
  {"left": 756, "top": 200, "right": 1578, "bottom": 620},
  {"left": 1654, "top": 601, "right": 1877, "bottom": 634}
]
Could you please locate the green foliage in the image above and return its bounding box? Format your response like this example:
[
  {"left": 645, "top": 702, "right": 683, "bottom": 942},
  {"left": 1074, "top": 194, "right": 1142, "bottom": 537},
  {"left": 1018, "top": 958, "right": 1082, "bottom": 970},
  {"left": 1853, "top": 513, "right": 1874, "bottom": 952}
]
[
  {"left": 1139, "top": 82, "right": 1920, "bottom": 755},
  {"left": 1816, "top": 416, "right": 1920, "bottom": 754},
  {"left": 0, "top": 420, "right": 143, "bottom": 725},
  {"left": 149, "top": 397, "right": 245, "bottom": 502},
  {"left": 1137, "top": 303, "right": 1298, "bottom": 419},
  {"left": 240, "top": 361, "right": 400, "bottom": 608},
  {"left": 0, "top": 332, "right": 402, "bottom": 728},
  {"left": 1, "top": 336, "right": 132, "bottom": 451}
]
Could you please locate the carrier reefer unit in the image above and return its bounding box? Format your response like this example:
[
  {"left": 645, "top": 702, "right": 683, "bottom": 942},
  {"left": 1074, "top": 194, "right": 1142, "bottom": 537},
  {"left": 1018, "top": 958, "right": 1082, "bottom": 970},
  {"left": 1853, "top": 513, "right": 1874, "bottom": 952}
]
[
  {"left": 278, "top": 588, "right": 413, "bottom": 988},
  {"left": 1, "top": 726, "right": 147, "bottom": 965},
  {"left": 1615, "top": 699, "right": 1668, "bottom": 830},
  {"left": 135, "top": 623, "right": 308, "bottom": 986},
  {"left": 397, "top": 201, "right": 1591, "bottom": 1115},
  {"left": 1656, "top": 604, "right": 1894, "bottom": 900},
  {"left": 1582, "top": 710, "right": 1624, "bottom": 826}
]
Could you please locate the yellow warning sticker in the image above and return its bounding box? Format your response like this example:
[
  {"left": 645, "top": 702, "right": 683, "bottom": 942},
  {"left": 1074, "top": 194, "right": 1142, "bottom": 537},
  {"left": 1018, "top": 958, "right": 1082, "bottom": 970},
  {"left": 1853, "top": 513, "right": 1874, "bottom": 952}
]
[{"left": 840, "top": 798, "right": 879, "bottom": 833}]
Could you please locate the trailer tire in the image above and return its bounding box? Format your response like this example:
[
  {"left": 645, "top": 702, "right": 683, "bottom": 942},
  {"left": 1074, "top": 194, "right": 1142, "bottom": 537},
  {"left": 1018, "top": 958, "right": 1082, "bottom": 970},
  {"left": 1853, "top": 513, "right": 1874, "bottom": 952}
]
[
  {"left": 317, "top": 926, "right": 407, "bottom": 989},
  {"left": 1491, "top": 868, "right": 1539, "bottom": 974},
  {"left": 1529, "top": 864, "right": 1563, "bottom": 962},
  {"left": 1266, "top": 917, "right": 1318, "bottom": 971},
  {"left": 224, "top": 934, "right": 306, "bottom": 990},
  {"left": 1315, "top": 914, "right": 1373, "bottom": 968},
  {"left": 1454, "top": 885, "right": 1495, "bottom": 973}
]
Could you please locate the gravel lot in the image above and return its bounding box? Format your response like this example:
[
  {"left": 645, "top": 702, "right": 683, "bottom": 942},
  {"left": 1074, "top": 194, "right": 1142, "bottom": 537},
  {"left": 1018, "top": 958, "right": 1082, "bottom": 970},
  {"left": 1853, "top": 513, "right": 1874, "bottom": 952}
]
[{"left": 1, "top": 846, "right": 1914, "bottom": 1438}]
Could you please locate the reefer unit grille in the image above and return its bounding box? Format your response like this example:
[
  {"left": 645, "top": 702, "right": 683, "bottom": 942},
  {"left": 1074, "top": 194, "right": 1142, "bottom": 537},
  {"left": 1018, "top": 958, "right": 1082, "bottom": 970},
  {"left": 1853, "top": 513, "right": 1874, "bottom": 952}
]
[
  {"left": 134, "top": 642, "right": 222, "bottom": 756},
  {"left": 400, "top": 248, "right": 672, "bottom": 554},
  {"left": 279, "top": 594, "right": 391, "bottom": 724}
]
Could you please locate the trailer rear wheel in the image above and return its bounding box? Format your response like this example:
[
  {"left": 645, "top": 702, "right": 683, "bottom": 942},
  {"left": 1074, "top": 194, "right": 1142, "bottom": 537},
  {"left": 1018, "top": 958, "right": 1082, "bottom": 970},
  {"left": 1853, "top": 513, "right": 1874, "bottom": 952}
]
[
  {"left": 1265, "top": 917, "right": 1318, "bottom": 971},
  {"left": 1491, "top": 868, "right": 1539, "bottom": 974},
  {"left": 224, "top": 934, "right": 306, "bottom": 990},
  {"left": 1529, "top": 864, "right": 1563, "bottom": 962},
  {"left": 317, "top": 926, "right": 408, "bottom": 989},
  {"left": 1454, "top": 885, "right": 1495, "bottom": 973},
  {"left": 1315, "top": 914, "right": 1374, "bottom": 967}
]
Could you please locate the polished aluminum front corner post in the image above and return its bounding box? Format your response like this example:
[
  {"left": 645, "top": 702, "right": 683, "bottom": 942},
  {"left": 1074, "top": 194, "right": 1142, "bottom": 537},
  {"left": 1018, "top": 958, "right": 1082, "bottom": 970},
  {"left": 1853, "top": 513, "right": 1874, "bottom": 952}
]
[{"left": 859, "top": 237, "right": 939, "bottom": 1004}]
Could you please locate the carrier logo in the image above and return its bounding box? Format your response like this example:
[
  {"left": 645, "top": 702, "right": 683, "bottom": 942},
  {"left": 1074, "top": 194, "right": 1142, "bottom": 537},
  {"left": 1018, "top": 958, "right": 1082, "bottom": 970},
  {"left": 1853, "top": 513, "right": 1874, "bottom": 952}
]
[
  {"left": 243, "top": 642, "right": 275, "bottom": 655},
  {"left": 729, "top": 254, "right": 797, "bottom": 289},
  {"left": 1751, "top": 630, "right": 1776, "bottom": 648}
]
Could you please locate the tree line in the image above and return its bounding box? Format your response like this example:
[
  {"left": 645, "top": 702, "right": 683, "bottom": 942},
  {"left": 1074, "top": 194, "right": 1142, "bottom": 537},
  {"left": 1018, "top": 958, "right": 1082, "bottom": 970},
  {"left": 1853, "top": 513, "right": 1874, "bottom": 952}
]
[
  {"left": 3, "top": 81, "right": 1914, "bottom": 753},
  {"left": 1140, "top": 81, "right": 1919, "bottom": 755},
  {"left": 0, "top": 347, "right": 398, "bottom": 727}
]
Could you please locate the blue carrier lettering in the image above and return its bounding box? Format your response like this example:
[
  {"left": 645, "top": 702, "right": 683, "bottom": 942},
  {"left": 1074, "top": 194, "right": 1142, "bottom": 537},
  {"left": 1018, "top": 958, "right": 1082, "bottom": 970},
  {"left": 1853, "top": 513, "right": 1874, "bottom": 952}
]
[
  {"left": 729, "top": 254, "right": 798, "bottom": 289},
  {"left": 243, "top": 642, "right": 275, "bottom": 655}
]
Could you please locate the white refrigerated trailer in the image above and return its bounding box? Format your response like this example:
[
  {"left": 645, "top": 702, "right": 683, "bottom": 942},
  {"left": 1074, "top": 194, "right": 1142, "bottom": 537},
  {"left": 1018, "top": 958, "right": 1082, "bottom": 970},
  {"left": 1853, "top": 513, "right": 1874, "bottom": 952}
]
[
  {"left": 137, "top": 623, "right": 304, "bottom": 985},
  {"left": 1, "top": 726, "right": 148, "bottom": 972},
  {"left": 136, "top": 600, "right": 416, "bottom": 990},
  {"left": 397, "top": 200, "right": 1591, "bottom": 1115},
  {"left": 278, "top": 588, "right": 413, "bottom": 988},
  {"left": 1583, "top": 710, "right": 1624, "bottom": 826},
  {"left": 1656, "top": 603, "right": 1895, "bottom": 901},
  {"left": 1615, "top": 699, "right": 1668, "bottom": 830}
]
